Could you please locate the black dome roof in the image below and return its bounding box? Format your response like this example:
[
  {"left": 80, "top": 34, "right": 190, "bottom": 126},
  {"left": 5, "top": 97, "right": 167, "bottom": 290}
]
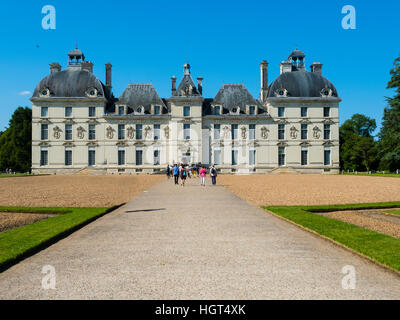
[
  {"left": 32, "top": 67, "right": 107, "bottom": 98},
  {"left": 268, "top": 70, "right": 338, "bottom": 98}
]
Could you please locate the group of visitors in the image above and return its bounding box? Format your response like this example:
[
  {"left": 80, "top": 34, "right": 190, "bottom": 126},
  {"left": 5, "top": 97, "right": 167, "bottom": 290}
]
[
  {"left": 166, "top": 164, "right": 218, "bottom": 187},
  {"left": 4, "top": 168, "right": 14, "bottom": 175}
]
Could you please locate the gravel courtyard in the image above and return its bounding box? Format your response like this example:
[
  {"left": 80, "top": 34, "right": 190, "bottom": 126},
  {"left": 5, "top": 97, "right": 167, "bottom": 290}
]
[
  {"left": 218, "top": 174, "right": 400, "bottom": 206},
  {"left": 0, "top": 175, "right": 164, "bottom": 207}
]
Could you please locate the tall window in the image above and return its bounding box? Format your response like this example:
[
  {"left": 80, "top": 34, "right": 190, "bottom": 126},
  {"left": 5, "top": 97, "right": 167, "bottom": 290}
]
[
  {"left": 214, "top": 124, "right": 220, "bottom": 140},
  {"left": 65, "top": 106, "right": 72, "bottom": 117},
  {"left": 301, "top": 148, "right": 308, "bottom": 165},
  {"left": 183, "top": 124, "right": 190, "bottom": 140},
  {"left": 278, "top": 147, "right": 285, "bottom": 166},
  {"left": 324, "top": 148, "right": 331, "bottom": 165},
  {"left": 231, "top": 124, "right": 238, "bottom": 140},
  {"left": 232, "top": 148, "right": 238, "bottom": 165},
  {"left": 65, "top": 124, "right": 72, "bottom": 140},
  {"left": 136, "top": 124, "right": 142, "bottom": 140},
  {"left": 136, "top": 148, "right": 143, "bottom": 165},
  {"left": 323, "top": 107, "right": 330, "bottom": 117},
  {"left": 89, "top": 106, "right": 96, "bottom": 117},
  {"left": 324, "top": 124, "right": 330, "bottom": 140},
  {"left": 301, "top": 124, "right": 308, "bottom": 140},
  {"left": 154, "top": 124, "right": 160, "bottom": 140},
  {"left": 40, "top": 148, "right": 48, "bottom": 166},
  {"left": 213, "top": 106, "right": 220, "bottom": 115},
  {"left": 154, "top": 105, "right": 161, "bottom": 115},
  {"left": 88, "top": 148, "right": 95, "bottom": 166},
  {"left": 154, "top": 149, "right": 160, "bottom": 165},
  {"left": 249, "top": 124, "right": 256, "bottom": 140},
  {"left": 183, "top": 106, "right": 190, "bottom": 117},
  {"left": 118, "top": 148, "right": 125, "bottom": 165},
  {"left": 301, "top": 107, "right": 307, "bottom": 117},
  {"left": 278, "top": 124, "right": 285, "bottom": 140},
  {"left": 249, "top": 106, "right": 256, "bottom": 115},
  {"left": 89, "top": 124, "right": 96, "bottom": 140},
  {"left": 214, "top": 149, "right": 221, "bottom": 165},
  {"left": 41, "top": 124, "right": 48, "bottom": 140},
  {"left": 249, "top": 149, "right": 256, "bottom": 165},
  {"left": 278, "top": 107, "right": 285, "bottom": 117},
  {"left": 41, "top": 107, "right": 48, "bottom": 117},
  {"left": 118, "top": 106, "right": 124, "bottom": 115},
  {"left": 65, "top": 148, "right": 72, "bottom": 166},
  {"left": 118, "top": 124, "right": 125, "bottom": 140}
]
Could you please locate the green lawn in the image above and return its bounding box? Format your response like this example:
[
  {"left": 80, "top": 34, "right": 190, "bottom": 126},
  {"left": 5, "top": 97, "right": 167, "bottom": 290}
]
[
  {"left": 340, "top": 172, "right": 400, "bottom": 178},
  {"left": 385, "top": 209, "right": 400, "bottom": 217},
  {"left": 263, "top": 202, "right": 400, "bottom": 273},
  {"left": 0, "top": 173, "right": 33, "bottom": 178},
  {"left": 0, "top": 206, "right": 113, "bottom": 271}
]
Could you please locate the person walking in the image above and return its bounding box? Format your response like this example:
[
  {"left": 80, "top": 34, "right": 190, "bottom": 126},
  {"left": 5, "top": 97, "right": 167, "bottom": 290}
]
[
  {"left": 173, "top": 164, "right": 180, "bottom": 185},
  {"left": 200, "top": 166, "right": 207, "bottom": 186},
  {"left": 210, "top": 165, "right": 217, "bottom": 185},
  {"left": 180, "top": 165, "right": 187, "bottom": 186},
  {"left": 166, "top": 164, "right": 171, "bottom": 179}
]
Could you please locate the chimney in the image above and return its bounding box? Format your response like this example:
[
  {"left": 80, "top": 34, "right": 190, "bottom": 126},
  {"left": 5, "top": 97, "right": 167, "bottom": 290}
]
[
  {"left": 197, "top": 77, "right": 203, "bottom": 95},
  {"left": 81, "top": 61, "right": 93, "bottom": 73},
  {"left": 171, "top": 76, "right": 177, "bottom": 95},
  {"left": 260, "top": 60, "right": 268, "bottom": 102},
  {"left": 310, "top": 62, "right": 322, "bottom": 75},
  {"left": 280, "top": 61, "right": 292, "bottom": 74},
  {"left": 105, "top": 63, "right": 112, "bottom": 89},
  {"left": 49, "top": 62, "right": 61, "bottom": 74}
]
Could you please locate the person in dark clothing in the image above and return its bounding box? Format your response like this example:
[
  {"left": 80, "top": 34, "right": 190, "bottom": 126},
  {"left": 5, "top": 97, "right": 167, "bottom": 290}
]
[
  {"left": 210, "top": 165, "right": 217, "bottom": 185},
  {"left": 166, "top": 164, "right": 171, "bottom": 179}
]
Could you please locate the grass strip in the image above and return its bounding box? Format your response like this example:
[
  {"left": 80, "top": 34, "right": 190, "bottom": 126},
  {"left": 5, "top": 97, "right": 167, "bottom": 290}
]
[
  {"left": 263, "top": 203, "right": 400, "bottom": 273},
  {"left": 0, "top": 205, "right": 120, "bottom": 272}
]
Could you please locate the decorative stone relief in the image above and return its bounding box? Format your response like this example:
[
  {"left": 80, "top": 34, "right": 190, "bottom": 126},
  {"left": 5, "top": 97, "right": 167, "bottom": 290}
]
[
  {"left": 290, "top": 126, "right": 298, "bottom": 139},
  {"left": 77, "top": 126, "right": 85, "bottom": 139},
  {"left": 313, "top": 126, "right": 321, "bottom": 139},
  {"left": 241, "top": 126, "right": 247, "bottom": 139},
  {"left": 164, "top": 125, "right": 170, "bottom": 139},
  {"left": 53, "top": 126, "right": 61, "bottom": 139},
  {"left": 260, "top": 126, "right": 269, "bottom": 139},
  {"left": 222, "top": 126, "right": 230, "bottom": 139},
  {"left": 127, "top": 126, "right": 134, "bottom": 139},
  {"left": 144, "top": 126, "right": 152, "bottom": 139},
  {"left": 106, "top": 126, "right": 115, "bottom": 139}
]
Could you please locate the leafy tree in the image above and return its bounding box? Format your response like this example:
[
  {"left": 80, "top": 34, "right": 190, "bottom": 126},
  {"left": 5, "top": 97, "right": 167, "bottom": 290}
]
[
  {"left": 378, "top": 54, "right": 400, "bottom": 171},
  {"left": 340, "top": 113, "right": 378, "bottom": 172},
  {"left": 0, "top": 107, "right": 32, "bottom": 172}
]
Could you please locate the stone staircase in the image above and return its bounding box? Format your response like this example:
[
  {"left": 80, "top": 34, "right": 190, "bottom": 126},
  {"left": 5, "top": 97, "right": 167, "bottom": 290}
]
[
  {"left": 75, "top": 167, "right": 106, "bottom": 176},
  {"left": 270, "top": 166, "right": 300, "bottom": 174}
]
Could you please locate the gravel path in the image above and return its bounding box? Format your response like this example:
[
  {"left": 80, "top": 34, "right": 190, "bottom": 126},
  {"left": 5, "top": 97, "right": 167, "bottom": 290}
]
[
  {"left": 0, "top": 178, "right": 399, "bottom": 299},
  {"left": 219, "top": 174, "right": 400, "bottom": 206},
  {"left": 0, "top": 175, "right": 164, "bottom": 207},
  {"left": 320, "top": 209, "right": 400, "bottom": 239}
]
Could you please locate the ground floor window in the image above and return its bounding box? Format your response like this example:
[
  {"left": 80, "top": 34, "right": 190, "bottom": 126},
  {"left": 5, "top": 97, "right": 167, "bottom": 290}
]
[
  {"left": 88, "top": 148, "right": 95, "bottom": 166},
  {"left": 136, "top": 148, "right": 143, "bottom": 165},
  {"left": 301, "top": 148, "right": 308, "bottom": 165},
  {"left": 278, "top": 147, "right": 285, "bottom": 166},
  {"left": 249, "top": 149, "right": 256, "bottom": 165},
  {"left": 324, "top": 148, "right": 331, "bottom": 166},
  {"left": 40, "top": 148, "right": 48, "bottom": 166},
  {"left": 118, "top": 148, "right": 125, "bottom": 165},
  {"left": 214, "top": 149, "right": 221, "bottom": 165},
  {"left": 232, "top": 148, "right": 238, "bottom": 165},
  {"left": 65, "top": 148, "right": 72, "bottom": 166}
]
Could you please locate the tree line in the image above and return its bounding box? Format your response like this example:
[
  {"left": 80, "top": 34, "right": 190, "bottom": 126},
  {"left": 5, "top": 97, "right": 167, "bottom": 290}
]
[
  {"left": 0, "top": 54, "right": 400, "bottom": 173},
  {"left": 340, "top": 54, "right": 400, "bottom": 172}
]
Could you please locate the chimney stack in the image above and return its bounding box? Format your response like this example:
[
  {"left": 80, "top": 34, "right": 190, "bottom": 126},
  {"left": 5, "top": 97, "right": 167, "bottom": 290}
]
[
  {"left": 50, "top": 62, "right": 61, "bottom": 74},
  {"left": 81, "top": 61, "right": 93, "bottom": 73},
  {"left": 105, "top": 63, "right": 112, "bottom": 89},
  {"left": 197, "top": 77, "right": 203, "bottom": 95},
  {"left": 171, "top": 76, "right": 177, "bottom": 95},
  {"left": 280, "top": 61, "right": 292, "bottom": 74},
  {"left": 260, "top": 60, "right": 268, "bottom": 102},
  {"left": 310, "top": 62, "right": 322, "bottom": 75}
]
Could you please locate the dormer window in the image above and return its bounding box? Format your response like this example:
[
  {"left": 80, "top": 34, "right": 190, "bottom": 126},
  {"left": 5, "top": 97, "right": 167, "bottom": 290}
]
[
  {"left": 154, "top": 105, "right": 161, "bottom": 115},
  {"left": 136, "top": 106, "right": 144, "bottom": 114},
  {"left": 213, "top": 106, "right": 221, "bottom": 115},
  {"left": 118, "top": 106, "right": 124, "bottom": 115},
  {"left": 230, "top": 107, "right": 240, "bottom": 115},
  {"left": 275, "top": 88, "right": 288, "bottom": 98},
  {"left": 249, "top": 106, "right": 256, "bottom": 115},
  {"left": 86, "top": 87, "right": 97, "bottom": 98},
  {"left": 321, "top": 87, "right": 332, "bottom": 97},
  {"left": 39, "top": 88, "right": 50, "bottom": 97}
]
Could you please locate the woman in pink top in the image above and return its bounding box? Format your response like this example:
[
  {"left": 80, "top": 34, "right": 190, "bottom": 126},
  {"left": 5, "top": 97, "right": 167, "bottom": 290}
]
[{"left": 200, "top": 166, "right": 207, "bottom": 186}]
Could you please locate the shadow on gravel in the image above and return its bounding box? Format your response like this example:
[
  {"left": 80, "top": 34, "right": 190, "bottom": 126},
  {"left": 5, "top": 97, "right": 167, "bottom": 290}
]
[{"left": 126, "top": 208, "right": 166, "bottom": 213}]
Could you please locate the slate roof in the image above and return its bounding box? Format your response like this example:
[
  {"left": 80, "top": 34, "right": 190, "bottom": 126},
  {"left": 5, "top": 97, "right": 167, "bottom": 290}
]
[
  {"left": 118, "top": 83, "right": 167, "bottom": 114},
  {"left": 267, "top": 70, "right": 338, "bottom": 98},
  {"left": 212, "top": 84, "right": 263, "bottom": 114}
]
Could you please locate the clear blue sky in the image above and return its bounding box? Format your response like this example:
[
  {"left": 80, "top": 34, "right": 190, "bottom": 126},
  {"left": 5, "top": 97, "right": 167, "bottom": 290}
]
[{"left": 0, "top": 0, "right": 399, "bottom": 134}]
